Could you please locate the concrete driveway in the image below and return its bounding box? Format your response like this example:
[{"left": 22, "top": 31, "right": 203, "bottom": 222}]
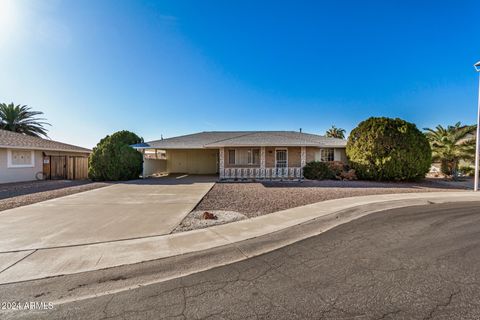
[{"left": 0, "top": 175, "right": 215, "bottom": 252}]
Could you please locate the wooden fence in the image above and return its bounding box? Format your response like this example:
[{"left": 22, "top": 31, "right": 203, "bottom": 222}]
[{"left": 43, "top": 156, "right": 89, "bottom": 180}]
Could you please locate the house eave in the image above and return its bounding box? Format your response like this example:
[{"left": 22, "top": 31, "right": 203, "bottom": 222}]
[{"left": 0, "top": 145, "right": 91, "bottom": 154}]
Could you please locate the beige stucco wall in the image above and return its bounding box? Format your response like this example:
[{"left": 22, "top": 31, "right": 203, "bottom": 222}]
[
  {"left": 0, "top": 148, "right": 44, "bottom": 183},
  {"left": 288, "top": 147, "right": 301, "bottom": 167},
  {"left": 143, "top": 158, "right": 167, "bottom": 176},
  {"left": 166, "top": 149, "right": 218, "bottom": 174},
  {"left": 306, "top": 147, "right": 318, "bottom": 163}
]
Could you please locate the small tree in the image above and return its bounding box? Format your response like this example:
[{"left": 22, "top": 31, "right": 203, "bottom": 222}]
[
  {"left": 88, "top": 130, "right": 144, "bottom": 181},
  {"left": 325, "top": 125, "right": 346, "bottom": 139},
  {"left": 346, "top": 117, "right": 431, "bottom": 181}
]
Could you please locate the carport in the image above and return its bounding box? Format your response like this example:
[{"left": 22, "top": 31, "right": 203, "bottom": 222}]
[{"left": 132, "top": 143, "right": 219, "bottom": 177}]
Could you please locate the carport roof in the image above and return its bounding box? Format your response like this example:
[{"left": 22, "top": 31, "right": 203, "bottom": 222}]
[{"left": 140, "top": 131, "right": 346, "bottom": 149}]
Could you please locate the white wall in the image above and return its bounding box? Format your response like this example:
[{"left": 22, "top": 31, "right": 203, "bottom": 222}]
[
  {"left": 0, "top": 149, "right": 44, "bottom": 183},
  {"left": 143, "top": 159, "right": 167, "bottom": 176}
]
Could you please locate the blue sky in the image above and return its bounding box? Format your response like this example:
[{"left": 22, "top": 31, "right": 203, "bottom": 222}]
[{"left": 0, "top": 0, "right": 479, "bottom": 148}]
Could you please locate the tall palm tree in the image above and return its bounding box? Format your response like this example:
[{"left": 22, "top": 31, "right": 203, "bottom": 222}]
[
  {"left": 0, "top": 103, "right": 50, "bottom": 138},
  {"left": 325, "top": 125, "right": 346, "bottom": 139},
  {"left": 424, "top": 122, "right": 476, "bottom": 177}
]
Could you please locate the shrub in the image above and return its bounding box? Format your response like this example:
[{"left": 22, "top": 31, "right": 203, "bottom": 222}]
[
  {"left": 326, "top": 161, "right": 357, "bottom": 181},
  {"left": 88, "top": 130, "right": 144, "bottom": 181},
  {"left": 303, "top": 161, "right": 335, "bottom": 180},
  {"left": 346, "top": 117, "right": 431, "bottom": 181}
]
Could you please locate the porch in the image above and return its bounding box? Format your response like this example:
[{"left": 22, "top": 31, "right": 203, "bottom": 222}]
[{"left": 218, "top": 146, "right": 307, "bottom": 180}]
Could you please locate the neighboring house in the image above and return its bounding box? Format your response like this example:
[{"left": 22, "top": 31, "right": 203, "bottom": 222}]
[
  {"left": 134, "top": 131, "right": 347, "bottom": 180},
  {"left": 0, "top": 129, "right": 91, "bottom": 183}
]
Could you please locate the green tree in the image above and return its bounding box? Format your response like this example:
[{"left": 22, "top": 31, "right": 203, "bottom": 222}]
[
  {"left": 0, "top": 103, "right": 50, "bottom": 138},
  {"left": 325, "top": 125, "right": 346, "bottom": 139},
  {"left": 88, "top": 130, "right": 144, "bottom": 181},
  {"left": 424, "top": 122, "right": 476, "bottom": 177},
  {"left": 346, "top": 117, "right": 431, "bottom": 181}
]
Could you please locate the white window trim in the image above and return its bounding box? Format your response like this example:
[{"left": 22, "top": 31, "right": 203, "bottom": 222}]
[
  {"left": 320, "top": 148, "right": 334, "bottom": 162},
  {"left": 229, "top": 148, "right": 260, "bottom": 165},
  {"left": 247, "top": 148, "right": 260, "bottom": 165},
  {"left": 7, "top": 149, "right": 35, "bottom": 168},
  {"left": 275, "top": 148, "right": 288, "bottom": 168}
]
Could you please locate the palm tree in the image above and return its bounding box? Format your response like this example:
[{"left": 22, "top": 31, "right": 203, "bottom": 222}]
[
  {"left": 424, "top": 122, "right": 476, "bottom": 177},
  {"left": 0, "top": 103, "right": 50, "bottom": 138},
  {"left": 325, "top": 125, "right": 346, "bottom": 139}
]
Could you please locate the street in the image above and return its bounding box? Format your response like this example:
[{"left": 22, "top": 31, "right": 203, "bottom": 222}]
[{"left": 5, "top": 201, "right": 480, "bottom": 320}]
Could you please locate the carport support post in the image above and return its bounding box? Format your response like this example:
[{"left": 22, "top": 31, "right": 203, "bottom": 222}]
[{"left": 141, "top": 149, "right": 145, "bottom": 178}]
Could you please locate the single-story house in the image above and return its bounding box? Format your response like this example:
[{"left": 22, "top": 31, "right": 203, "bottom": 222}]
[
  {"left": 134, "top": 131, "right": 347, "bottom": 180},
  {"left": 0, "top": 129, "right": 92, "bottom": 183}
]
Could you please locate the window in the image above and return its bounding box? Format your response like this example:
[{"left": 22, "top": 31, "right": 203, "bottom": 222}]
[
  {"left": 7, "top": 150, "right": 35, "bottom": 168},
  {"left": 320, "top": 148, "right": 334, "bottom": 162},
  {"left": 248, "top": 149, "right": 260, "bottom": 165},
  {"left": 228, "top": 148, "right": 260, "bottom": 165},
  {"left": 275, "top": 149, "right": 288, "bottom": 168},
  {"left": 228, "top": 149, "right": 236, "bottom": 165}
]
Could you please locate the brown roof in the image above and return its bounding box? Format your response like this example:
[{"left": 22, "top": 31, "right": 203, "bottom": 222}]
[
  {"left": 0, "top": 129, "right": 91, "bottom": 153},
  {"left": 144, "top": 131, "right": 346, "bottom": 149}
]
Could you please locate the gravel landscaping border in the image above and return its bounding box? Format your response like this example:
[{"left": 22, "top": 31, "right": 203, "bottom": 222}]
[
  {"left": 195, "top": 179, "right": 468, "bottom": 218},
  {"left": 172, "top": 210, "right": 247, "bottom": 233},
  {"left": 0, "top": 180, "right": 111, "bottom": 212}
]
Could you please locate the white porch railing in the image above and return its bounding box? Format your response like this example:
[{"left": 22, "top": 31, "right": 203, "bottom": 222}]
[{"left": 220, "top": 167, "right": 303, "bottom": 180}]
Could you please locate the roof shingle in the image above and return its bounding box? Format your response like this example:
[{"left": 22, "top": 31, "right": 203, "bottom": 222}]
[
  {"left": 144, "top": 131, "right": 346, "bottom": 149},
  {"left": 0, "top": 129, "right": 91, "bottom": 153}
]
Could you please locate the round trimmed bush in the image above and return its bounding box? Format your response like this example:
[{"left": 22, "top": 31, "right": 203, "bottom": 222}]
[
  {"left": 303, "top": 161, "right": 335, "bottom": 180},
  {"left": 346, "top": 117, "right": 431, "bottom": 181},
  {"left": 88, "top": 130, "right": 144, "bottom": 181}
]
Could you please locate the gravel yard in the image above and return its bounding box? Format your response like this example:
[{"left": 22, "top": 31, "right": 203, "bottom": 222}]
[
  {"left": 0, "top": 180, "right": 111, "bottom": 212},
  {"left": 172, "top": 210, "right": 247, "bottom": 233},
  {"left": 195, "top": 179, "right": 467, "bottom": 218}
]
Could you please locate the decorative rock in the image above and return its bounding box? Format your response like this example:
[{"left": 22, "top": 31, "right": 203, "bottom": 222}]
[{"left": 202, "top": 211, "right": 218, "bottom": 220}]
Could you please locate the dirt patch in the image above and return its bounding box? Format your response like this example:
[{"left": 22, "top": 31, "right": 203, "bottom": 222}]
[
  {"left": 195, "top": 179, "right": 467, "bottom": 218},
  {"left": 0, "top": 180, "right": 111, "bottom": 212},
  {"left": 173, "top": 210, "right": 247, "bottom": 233}
]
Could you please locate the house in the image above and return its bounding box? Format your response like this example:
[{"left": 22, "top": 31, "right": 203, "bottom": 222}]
[
  {"left": 0, "top": 129, "right": 91, "bottom": 183},
  {"left": 134, "top": 131, "right": 347, "bottom": 180}
]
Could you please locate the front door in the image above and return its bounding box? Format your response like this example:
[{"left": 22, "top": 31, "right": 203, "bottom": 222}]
[{"left": 275, "top": 149, "right": 288, "bottom": 168}]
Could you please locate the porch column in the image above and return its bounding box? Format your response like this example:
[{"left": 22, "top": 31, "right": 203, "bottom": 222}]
[
  {"left": 260, "top": 147, "right": 266, "bottom": 178},
  {"left": 219, "top": 148, "right": 225, "bottom": 179},
  {"left": 300, "top": 146, "right": 306, "bottom": 178},
  {"left": 301, "top": 146, "right": 306, "bottom": 167}
]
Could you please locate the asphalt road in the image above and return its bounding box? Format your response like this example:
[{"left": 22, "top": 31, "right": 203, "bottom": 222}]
[{"left": 5, "top": 201, "right": 480, "bottom": 320}]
